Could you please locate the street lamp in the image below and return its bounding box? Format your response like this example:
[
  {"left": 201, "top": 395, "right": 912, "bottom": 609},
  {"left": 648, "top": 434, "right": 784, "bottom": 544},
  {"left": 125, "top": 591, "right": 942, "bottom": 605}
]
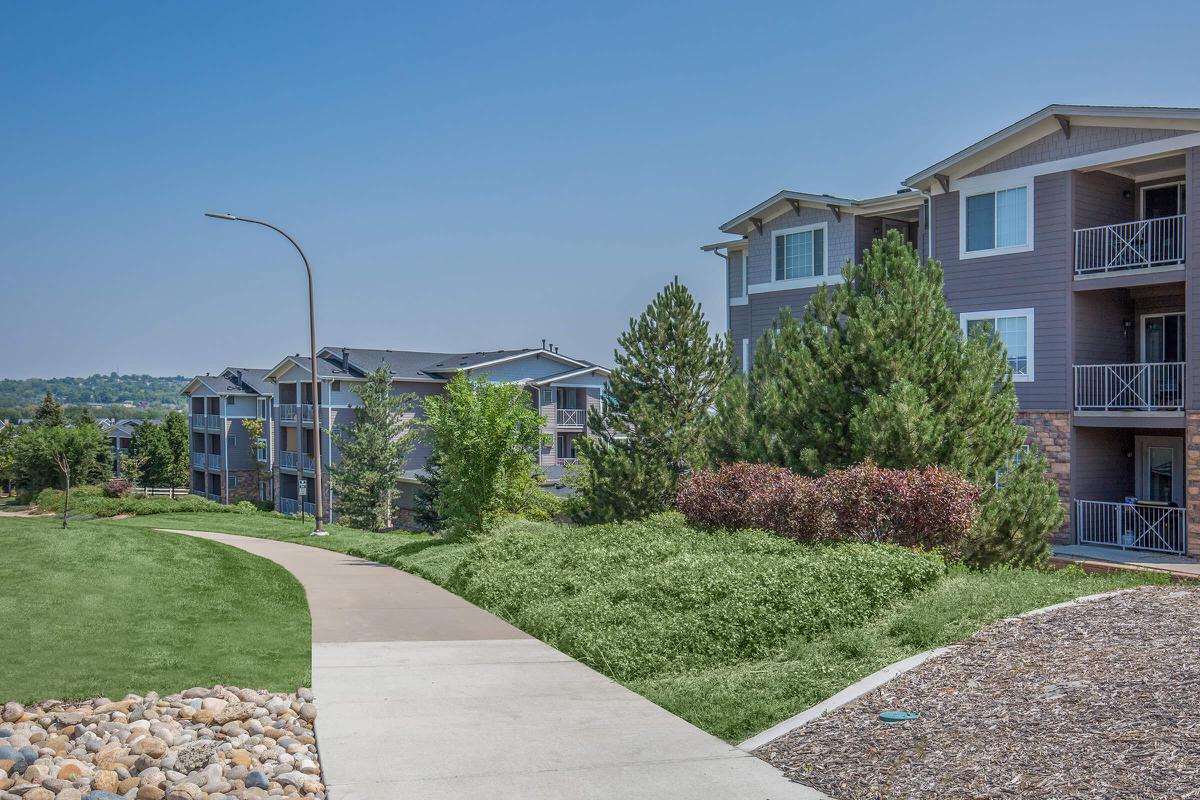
[{"left": 204, "top": 212, "right": 327, "bottom": 535}]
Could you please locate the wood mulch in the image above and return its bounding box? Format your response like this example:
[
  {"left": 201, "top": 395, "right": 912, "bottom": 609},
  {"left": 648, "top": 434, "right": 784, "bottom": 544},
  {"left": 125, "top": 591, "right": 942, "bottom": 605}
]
[{"left": 756, "top": 587, "right": 1200, "bottom": 799}]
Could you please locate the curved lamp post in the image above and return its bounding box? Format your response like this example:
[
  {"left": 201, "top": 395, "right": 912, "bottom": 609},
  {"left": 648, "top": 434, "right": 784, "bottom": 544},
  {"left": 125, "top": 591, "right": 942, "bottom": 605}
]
[{"left": 204, "top": 212, "right": 327, "bottom": 535}]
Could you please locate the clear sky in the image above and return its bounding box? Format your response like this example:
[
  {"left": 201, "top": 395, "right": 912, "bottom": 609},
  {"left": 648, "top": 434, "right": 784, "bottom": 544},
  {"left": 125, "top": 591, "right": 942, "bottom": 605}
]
[{"left": 4, "top": 1, "right": 1199, "bottom": 379}]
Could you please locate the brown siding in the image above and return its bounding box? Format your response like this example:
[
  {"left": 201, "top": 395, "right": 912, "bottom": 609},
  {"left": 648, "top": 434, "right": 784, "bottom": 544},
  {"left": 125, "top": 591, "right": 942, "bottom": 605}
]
[
  {"left": 1188, "top": 146, "right": 1200, "bottom": 409},
  {"left": 1074, "top": 289, "right": 1134, "bottom": 365},
  {"left": 1072, "top": 426, "right": 1135, "bottom": 502}
]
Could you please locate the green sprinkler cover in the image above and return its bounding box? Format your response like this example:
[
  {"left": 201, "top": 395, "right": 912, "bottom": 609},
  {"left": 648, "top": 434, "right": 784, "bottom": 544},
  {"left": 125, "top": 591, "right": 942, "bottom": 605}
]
[{"left": 879, "top": 710, "right": 919, "bottom": 723}]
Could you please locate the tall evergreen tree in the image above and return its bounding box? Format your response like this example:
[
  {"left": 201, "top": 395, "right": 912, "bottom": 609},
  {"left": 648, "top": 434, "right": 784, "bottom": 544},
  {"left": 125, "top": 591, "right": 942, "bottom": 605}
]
[
  {"left": 330, "top": 368, "right": 419, "bottom": 531},
  {"left": 575, "top": 278, "right": 731, "bottom": 522},
  {"left": 33, "top": 392, "right": 65, "bottom": 427},
  {"left": 710, "top": 231, "right": 1024, "bottom": 487},
  {"left": 162, "top": 411, "right": 191, "bottom": 497}
]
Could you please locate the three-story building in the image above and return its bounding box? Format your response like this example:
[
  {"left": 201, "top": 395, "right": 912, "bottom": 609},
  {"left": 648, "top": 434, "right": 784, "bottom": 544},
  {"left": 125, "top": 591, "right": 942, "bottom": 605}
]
[
  {"left": 703, "top": 104, "right": 1200, "bottom": 557},
  {"left": 182, "top": 368, "right": 275, "bottom": 503}
]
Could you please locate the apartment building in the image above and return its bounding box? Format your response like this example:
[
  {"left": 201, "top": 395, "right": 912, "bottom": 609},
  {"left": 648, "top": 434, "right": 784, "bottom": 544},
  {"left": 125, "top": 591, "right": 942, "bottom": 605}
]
[
  {"left": 181, "top": 368, "right": 275, "bottom": 503},
  {"left": 253, "top": 344, "right": 608, "bottom": 523},
  {"left": 703, "top": 104, "right": 1200, "bottom": 557},
  {"left": 101, "top": 419, "right": 141, "bottom": 477}
]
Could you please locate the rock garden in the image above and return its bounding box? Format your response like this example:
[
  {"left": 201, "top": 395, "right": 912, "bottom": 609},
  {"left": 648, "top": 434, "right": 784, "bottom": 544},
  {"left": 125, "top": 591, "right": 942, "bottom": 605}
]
[{"left": 0, "top": 687, "right": 321, "bottom": 800}]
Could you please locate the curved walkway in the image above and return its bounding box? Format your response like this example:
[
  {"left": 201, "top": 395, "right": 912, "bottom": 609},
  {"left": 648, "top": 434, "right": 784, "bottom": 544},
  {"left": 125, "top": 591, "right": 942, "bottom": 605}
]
[{"left": 160, "top": 529, "right": 824, "bottom": 800}]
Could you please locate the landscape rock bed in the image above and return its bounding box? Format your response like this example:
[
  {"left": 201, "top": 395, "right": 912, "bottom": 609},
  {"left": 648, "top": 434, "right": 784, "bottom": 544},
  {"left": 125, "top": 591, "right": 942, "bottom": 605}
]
[
  {"left": 0, "top": 686, "right": 322, "bottom": 800},
  {"left": 757, "top": 587, "right": 1200, "bottom": 799}
]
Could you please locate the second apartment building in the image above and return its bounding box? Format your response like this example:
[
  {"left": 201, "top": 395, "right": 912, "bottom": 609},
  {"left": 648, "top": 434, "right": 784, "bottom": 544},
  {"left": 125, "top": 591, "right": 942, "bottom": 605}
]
[
  {"left": 703, "top": 104, "right": 1200, "bottom": 557},
  {"left": 186, "top": 344, "right": 609, "bottom": 524}
]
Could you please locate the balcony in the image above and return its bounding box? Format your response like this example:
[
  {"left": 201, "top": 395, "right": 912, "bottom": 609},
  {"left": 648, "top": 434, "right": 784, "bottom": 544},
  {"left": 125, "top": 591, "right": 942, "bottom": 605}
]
[
  {"left": 1075, "top": 499, "right": 1186, "bottom": 555},
  {"left": 191, "top": 453, "right": 206, "bottom": 469},
  {"left": 1074, "top": 215, "right": 1185, "bottom": 277},
  {"left": 303, "top": 502, "right": 316, "bottom": 517},
  {"left": 302, "top": 454, "right": 316, "bottom": 473},
  {"left": 279, "top": 404, "right": 298, "bottom": 422},
  {"left": 207, "top": 454, "right": 221, "bottom": 470},
  {"left": 557, "top": 408, "right": 584, "bottom": 427},
  {"left": 192, "top": 414, "right": 209, "bottom": 429},
  {"left": 280, "top": 450, "right": 300, "bottom": 470},
  {"left": 556, "top": 457, "right": 580, "bottom": 467},
  {"left": 1073, "top": 362, "right": 1184, "bottom": 411},
  {"left": 279, "top": 497, "right": 299, "bottom": 515}
]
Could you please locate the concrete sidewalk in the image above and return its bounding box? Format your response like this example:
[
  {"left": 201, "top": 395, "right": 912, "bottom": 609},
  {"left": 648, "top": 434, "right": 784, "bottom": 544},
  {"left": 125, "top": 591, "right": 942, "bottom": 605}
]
[{"left": 160, "top": 529, "right": 824, "bottom": 800}]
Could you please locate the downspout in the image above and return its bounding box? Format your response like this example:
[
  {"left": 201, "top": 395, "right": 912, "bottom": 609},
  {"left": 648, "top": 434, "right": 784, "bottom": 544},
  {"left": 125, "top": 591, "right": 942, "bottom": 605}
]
[
  {"left": 902, "top": 184, "right": 935, "bottom": 262},
  {"left": 709, "top": 247, "right": 731, "bottom": 333}
]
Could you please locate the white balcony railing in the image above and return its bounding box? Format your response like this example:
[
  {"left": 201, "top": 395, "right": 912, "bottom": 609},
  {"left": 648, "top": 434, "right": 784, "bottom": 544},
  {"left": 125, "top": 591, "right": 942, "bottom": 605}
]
[
  {"left": 301, "top": 404, "right": 315, "bottom": 422},
  {"left": 557, "top": 408, "right": 584, "bottom": 427},
  {"left": 1075, "top": 499, "right": 1186, "bottom": 555},
  {"left": 280, "top": 450, "right": 300, "bottom": 470},
  {"left": 1074, "top": 214, "right": 1186, "bottom": 276},
  {"left": 556, "top": 457, "right": 580, "bottom": 467},
  {"left": 279, "top": 497, "right": 299, "bottom": 515},
  {"left": 207, "top": 454, "right": 221, "bottom": 470},
  {"left": 1073, "top": 362, "right": 1184, "bottom": 411},
  {"left": 191, "top": 453, "right": 205, "bottom": 469}
]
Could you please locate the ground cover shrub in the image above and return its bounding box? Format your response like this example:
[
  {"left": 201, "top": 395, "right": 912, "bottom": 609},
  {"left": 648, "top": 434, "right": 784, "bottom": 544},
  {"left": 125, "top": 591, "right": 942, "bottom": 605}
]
[
  {"left": 32, "top": 486, "right": 256, "bottom": 517},
  {"left": 677, "top": 461, "right": 979, "bottom": 556},
  {"left": 448, "top": 512, "right": 944, "bottom": 680}
]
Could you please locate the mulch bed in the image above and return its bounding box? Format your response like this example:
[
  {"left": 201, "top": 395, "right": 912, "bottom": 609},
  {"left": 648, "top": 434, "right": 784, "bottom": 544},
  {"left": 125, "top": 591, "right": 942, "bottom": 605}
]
[{"left": 756, "top": 587, "right": 1200, "bottom": 799}]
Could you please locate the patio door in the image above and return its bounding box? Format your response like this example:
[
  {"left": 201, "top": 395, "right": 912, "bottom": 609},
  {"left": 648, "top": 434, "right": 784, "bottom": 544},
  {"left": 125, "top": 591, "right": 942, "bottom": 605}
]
[
  {"left": 1134, "top": 436, "right": 1184, "bottom": 506},
  {"left": 1142, "top": 313, "right": 1185, "bottom": 363},
  {"left": 1143, "top": 183, "right": 1186, "bottom": 219}
]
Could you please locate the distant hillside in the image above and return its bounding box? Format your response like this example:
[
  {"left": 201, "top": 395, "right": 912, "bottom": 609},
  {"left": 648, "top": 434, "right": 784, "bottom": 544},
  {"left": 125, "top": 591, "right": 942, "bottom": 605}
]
[{"left": 0, "top": 373, "right": 189, "bottom": 412}]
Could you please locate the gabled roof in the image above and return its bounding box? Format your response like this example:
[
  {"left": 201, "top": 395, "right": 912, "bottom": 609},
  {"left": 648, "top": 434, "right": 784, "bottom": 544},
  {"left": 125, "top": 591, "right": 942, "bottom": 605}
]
[
  {"left": 262, "top": 346, "right": 609, "bottom": 383},
  {"left": 220, "top": 367, "right": 273, "bottom": 395},
  {"left": 717, "top": 189, "right": 925, "bottom": 236},
  {"left": 904, "top": 104, "right": 1200, "bottom": 190},
  {"left": 423, "top": 348, "right": 595, "bottom": 375},
  {"left": 528, "top": 364, "right": 611, "bottom": 387},
  {"left": 317, "top": 347, "right": 461, "bottom": 381}
]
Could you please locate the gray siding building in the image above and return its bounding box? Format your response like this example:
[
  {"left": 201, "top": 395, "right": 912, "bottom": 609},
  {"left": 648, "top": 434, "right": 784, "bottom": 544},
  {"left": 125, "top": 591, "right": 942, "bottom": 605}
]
[{"left": 703, "top": 104, "right": 1200, "bottom": 557}]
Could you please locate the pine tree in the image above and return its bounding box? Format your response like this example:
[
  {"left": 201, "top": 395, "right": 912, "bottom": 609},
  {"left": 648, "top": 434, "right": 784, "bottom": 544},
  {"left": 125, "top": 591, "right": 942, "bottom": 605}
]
[
  {"left": 330, "top": 368, "right": 419, "bottom": 532},
  {"left": 575, "top": 278, "right": 731, "bottom": 522},
  {"left": 711, "top": 231, "right": 1024, "bottom": 487},
  {"left": 34, "top": 392, "right": 65, "bottom": 427},
  {"left": 963, "top": 449, "right": 1062, "bottom": 568}
]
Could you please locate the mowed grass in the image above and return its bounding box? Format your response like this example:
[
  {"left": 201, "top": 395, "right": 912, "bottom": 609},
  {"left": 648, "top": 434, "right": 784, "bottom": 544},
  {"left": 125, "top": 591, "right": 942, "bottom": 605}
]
[{"left": 0, "top": 514, "right": 311, "bottom": 703}]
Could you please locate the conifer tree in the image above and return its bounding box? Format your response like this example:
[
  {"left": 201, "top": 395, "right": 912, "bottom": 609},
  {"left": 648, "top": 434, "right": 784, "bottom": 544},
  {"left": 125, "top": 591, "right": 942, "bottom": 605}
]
[
  {"left": 331, "top": 368, "right": 419, "bottom": 532},
  {"left": 963, "top": 449, "right": 1062, "bottom": 567},
  {"left": 710, "top": 231, "right": 1024, "bottom": 487},
  {"left": 575, "top": 278, "right": 731, "bottom": 522},
  {"left": 34, "top": 392, "right": 65, "bottom": 427}
]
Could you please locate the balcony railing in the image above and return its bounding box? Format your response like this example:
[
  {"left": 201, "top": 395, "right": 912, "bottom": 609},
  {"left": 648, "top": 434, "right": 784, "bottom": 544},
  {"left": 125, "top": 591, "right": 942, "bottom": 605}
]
[
  {"left": 279, "top": 497, "right": 299, "bottom": 515},
  {"left": 279, "top": 404, "right": 298, "bottom": 422},
  {"left": 1075, "top": 499, "right": 1186, "bottom": 555},
  {"left": 302, "top": 454, "right": 315, "bottom": 473},
  {"left": 557, "top": 408, "right": 584, "bottom": 427},
  {"left": 207, "top": 415, "right": 222, "bottom": 430},
  {"left": 280, "top": 450, "right": 300, "bottom": 470},
  {"left": 1073, "top": 362, "right": 1184, "bottom": 411},
  {"left": 207, "top": 454, "right": 221, "bottom": 470},
  {"left": 191, "top": 487, "right": 206, "bottom": 498},
  {"left": 300, "top": 404, "right": 315, "bottom": 422},
  {"left": 191, "top": 453, "right": 206, "bottom": 469},
  {"left": 192, "top": 413, "right": 214, "bottom": 429},
  {"left": 208, "top": 492, "right": 222, "bottom": 502},
  {"left": 556, "top": 457, "right": 580, "bottom": 467},
  {"left": 1074, "top": 214, "right": 1186, "bottom": 276},
  {"left": 303, "top": 502, "right": 316, "bottom": 517}
]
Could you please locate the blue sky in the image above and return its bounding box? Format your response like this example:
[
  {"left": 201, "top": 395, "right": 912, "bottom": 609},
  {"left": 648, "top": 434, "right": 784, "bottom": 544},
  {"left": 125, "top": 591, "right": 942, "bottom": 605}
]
[{"left": 3, "top": 1, "right": 1199, "bottom": 378}]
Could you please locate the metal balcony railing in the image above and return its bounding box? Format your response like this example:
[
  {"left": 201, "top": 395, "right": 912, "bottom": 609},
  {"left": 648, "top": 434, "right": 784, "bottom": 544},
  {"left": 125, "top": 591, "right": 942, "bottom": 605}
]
[
  {"left": 280, "top": 450, "right": 300, "bottom": 470},
  {"left": 557, "top": 408, "right": 584, "bottom": 427},
  {"left": 1074, "top": 214, "right": 1186, "bottom": 275},
  {"left": 1075, "top": 499, "right": 1186, "bottom": 555},
  {"left": 207, "top": 454, "right": 221, "bottom": 470},
  {"left": 1073, "top": 362, "right": 1184, "bottom": 411}
]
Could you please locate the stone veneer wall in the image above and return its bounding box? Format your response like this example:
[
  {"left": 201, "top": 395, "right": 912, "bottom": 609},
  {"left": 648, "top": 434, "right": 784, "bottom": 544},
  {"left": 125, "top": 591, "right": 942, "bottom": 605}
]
[
  {"left": 227, "top": 468, "right": 262, "bottom": 503},
  {"left": 1015, "top": 410, "right": 1072, "bottom": 544},
  {"left": 1186, "top": 412, "right": 1200, "bottom": 556}
]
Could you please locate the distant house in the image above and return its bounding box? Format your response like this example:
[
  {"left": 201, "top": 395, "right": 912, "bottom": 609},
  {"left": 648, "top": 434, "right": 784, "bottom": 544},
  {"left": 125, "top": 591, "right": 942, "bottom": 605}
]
[
  {"left": 185, "top": 344, "right": 609, "bottom": 525},
  {"left": 100, "top": 418, "right": 155, "bottom": 478}
]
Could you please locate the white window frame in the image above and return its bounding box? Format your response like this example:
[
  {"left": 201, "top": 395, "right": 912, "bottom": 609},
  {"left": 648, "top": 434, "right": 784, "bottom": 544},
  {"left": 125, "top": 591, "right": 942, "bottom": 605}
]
[
  {"left": 958, "top": 177, "right": 1034, "bottom": 260},
  {"left": 1140, "top": 180, "right": 1186, "bottom": 220},
  {"left": 730, "top": 249, "right": 749, "bottom": 306},
  {"left": 742, "top": 338, "right": 750, "bottom": 375},
  {"left": 768, "top": 222, "right": 830, "bottom": 289},
  {"left": 540, "top": 388, "right": 554, "bottom": 407},
  {"left": 960, "top": 308, "right": 1035, "bottom": 382}
]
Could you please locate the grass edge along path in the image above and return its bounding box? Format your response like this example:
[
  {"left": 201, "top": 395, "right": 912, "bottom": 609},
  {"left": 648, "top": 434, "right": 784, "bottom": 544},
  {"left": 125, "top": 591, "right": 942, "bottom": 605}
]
[
  {"left": 111, "top": 510, "right": 1168, "bottom": 743},
  {"left": 0, "top": 514, "right": 311, "bottom": 703}
]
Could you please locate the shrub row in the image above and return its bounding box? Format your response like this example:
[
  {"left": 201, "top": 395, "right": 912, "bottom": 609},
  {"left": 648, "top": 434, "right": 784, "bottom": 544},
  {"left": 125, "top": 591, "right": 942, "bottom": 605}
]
[
  {"left": 449, "top": 513, "right": 945, "bottom": 680},
  {"left": 33, "top": 486, "right": 261, "bottom": 517},
  {"left": 676, "top": 461, "right": 979, "bottom": 557}
]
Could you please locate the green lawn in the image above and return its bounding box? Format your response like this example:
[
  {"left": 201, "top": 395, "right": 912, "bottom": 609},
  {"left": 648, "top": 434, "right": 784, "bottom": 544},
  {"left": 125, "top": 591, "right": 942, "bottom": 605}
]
[
  {"left": 0, "top": 514, "right": 311, "bottom": 703},
  {"left": 5, "top": 506, "right": 1172, "bottom": 743}
]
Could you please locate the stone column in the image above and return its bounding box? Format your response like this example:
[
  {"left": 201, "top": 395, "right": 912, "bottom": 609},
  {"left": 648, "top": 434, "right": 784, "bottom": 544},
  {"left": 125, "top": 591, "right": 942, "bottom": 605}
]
[
  {"left": 1015, "top": 410, "right": 1072, "bottom": 544},
  {"left": 1186, "top": 412, "right": 1200, "bottom": 556}
]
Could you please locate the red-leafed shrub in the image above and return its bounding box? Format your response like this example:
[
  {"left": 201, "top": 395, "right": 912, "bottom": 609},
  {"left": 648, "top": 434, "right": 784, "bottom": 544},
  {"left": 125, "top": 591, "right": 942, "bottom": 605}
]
[
  {"left": 103, "top": 478, "right": 133, "bottom": 498},
  {"left": 677, "top": 461, "right": 980, "bottom": 556}
]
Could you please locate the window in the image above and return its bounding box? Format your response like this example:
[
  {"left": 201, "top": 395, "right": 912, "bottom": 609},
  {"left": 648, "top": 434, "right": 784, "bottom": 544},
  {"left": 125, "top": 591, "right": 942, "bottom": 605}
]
[
  {"left": 772, "top": 224, "right": 826, "bottom": 283},
  {"left": 332, "top": 380, "right": 342, "bottom": 392},
  {"left": 540, "top": 388, "right": 554, "bottom": 406},
  {"left": 228, "top": 434, "right": 237, "bottom": 448},
  {"left": 229, "top": 475, "right": 239, "bottom": 490},
  {"left": 227, "top": 396, "right": 236, "bottom": 407},
  {"left": 961, "top": 309, "right": 1034, "bottom": 381},
  {"left": 257, "top": 398, "right": 267, "bottom": 419},
  {"left": 961, "top": 182, "right": 1032, "bottom": 257},
  {"left": 256, "top": 438, "right": 268, "bottom": 462}
]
